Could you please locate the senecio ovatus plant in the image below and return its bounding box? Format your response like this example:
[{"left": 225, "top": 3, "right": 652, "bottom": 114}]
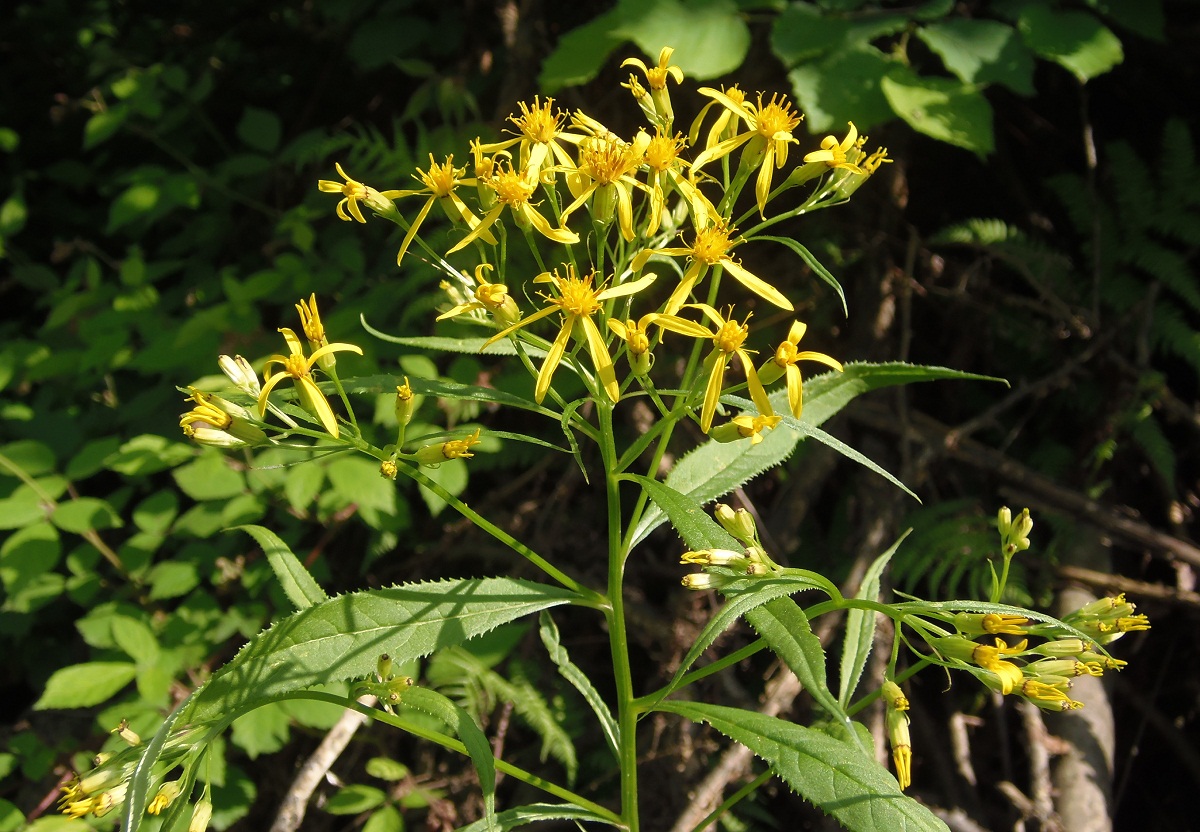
[{"left": 65, "top": 48, "right": 1148, "bottom": 832}]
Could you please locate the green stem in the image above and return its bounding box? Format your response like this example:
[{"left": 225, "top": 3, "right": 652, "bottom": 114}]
[
  {"left": 690, "top": 767, "right": 772, "bottom": 832},
  {"left": 600, "top": 402, "right": 639, "bottom": 831}
]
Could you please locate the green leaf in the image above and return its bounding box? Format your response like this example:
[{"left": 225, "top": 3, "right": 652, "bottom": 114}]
[
  {"left": 838, "top": 533, "right": 907, "bottom": 707},
  {"left": 365, "top": 757, "right": 410, "bottom": 781},
  {"left": 324, "top": 784, "right": 387, "bottom": 815},
  {"left": 402, "top": 688, "right": 496, "bottom": 826},
  {"left": 232, "top": 525, "right": 327, "bottom": 610},
  {"left": 782, "top": 416, "right": 918, "bottom": 501},
  {"left": 454, "top": 804, "right": 619, "bottom": 831},
  {"left": 657, "top": 701, "right": 948, "bottom": 831},
  {"left": 745, "top": 599, "right": 857, "bottom": 742},
  {"left": 132, "top": 491, "right": 179, "bottom": 535},
  {"left": 1018, "top": 6, "right": 1123, "bottom": 82},
  {"left": 236, "top": 106, "right": 282, "bottom": 153},
  {"left": 172, "top": 451, "right": 246, "bottom": 501},
  {"left": 231, "top": 701, "right": 292, "bottom": 758},
  {"left": 417, "top": 456, "right": 467, "bottom": 517},
  {"left": 147, "top": 561, "right": 200, "bottom": 600},
  {"left": 106, "top": 434, "right": 194, "bottom": 477},
  {"left": 357, "top": 325, "right": 547, "bottom": 359},
  {"left": 539, "top": 611, "right": 619, "bottom": 760},
  {"left": 51, "top": 497, "right": 123, "bottom": 534},
  {"left": 753, "top": 236, "right": 846, "bottom": 315},
  {"left": 881, "top": 69, "right": 995, "bottom": 155},
  {"left": 34, "top": 662, "right": 137, "bottom": 709},
  {"left": 0, "top": 522, "right": 60, "bottom": 594},
  {"left": 916, "top": 19, "right": 1035, "bottom": 94},
  {"left": 614, "top": 0, "right": 751, "bottom": 81},
  {"left": 181, "top": 577, "right": 578, "bottom": 724},
  {"left": 363, "top": 805, "right": 403, "bottom": 832},
  {"left": 788, "top": 47, "right": 896, "bottom": 134},
  {"left": 538, "top": 8, "right": 626, "bottom": 92},
  {"left": 629, "top": 475, "right": 741, "bottom": 551},
  {"left": 111, "top": 615, "right": 160, "bottom": 667},
  {"left": 83, "top": 105, "right": 128, "bottom": 150},
  {"left": 0, "top": 439, "right": 56, "bottom": 476},
  {"left": 348, "top": 374, "right": 554, "bottom": 417},
  {"left": 106, "top": 182, "right": 160, "bottom": 233}
]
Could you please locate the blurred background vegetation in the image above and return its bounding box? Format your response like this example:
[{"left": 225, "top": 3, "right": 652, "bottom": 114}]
[{"left": 0, "top": 0, "right": 1196, "bottom": 830}]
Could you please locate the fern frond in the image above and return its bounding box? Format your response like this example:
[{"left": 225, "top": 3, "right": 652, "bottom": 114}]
[
  {"left": 1127, "top": 240, "right": 1200, "bottom": 312},
  {"left": 1129, "top": 410, "right": 1177, "bottom": 493},
  {"left": 1151, "top": 302, "right": 1200, "bottom": 377}
]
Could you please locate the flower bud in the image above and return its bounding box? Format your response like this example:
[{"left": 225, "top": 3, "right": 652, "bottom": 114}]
[{"left": 394, "top": 379, "right": 415, "bottom": 427}]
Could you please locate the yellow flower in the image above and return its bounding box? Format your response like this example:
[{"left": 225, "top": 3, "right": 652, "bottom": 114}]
[
  {"left": 448, "top": 157, "right": 579, "bottom": 253},
  {"left": 189, "top": 798, "right": 213, "bottom": 832},
  {"left": 621, "top": 47, "right": 684, "bottom": 126},
  {"left": 436, "top": 264, "right": 520, "bottom": 327},
  {"left": 258, "top": 328, "right": 363, "bottom": 438},
  {"left": 413, "top": 428, "right": 482, "bottom": 465},
  {"left": 691, "top": 89, "right": 804, "bottom": 215},
  {"left": 689, "top": 84, "right": 748, "bottom": 151},
  {"left": 882, "top": 681, "right": 912, "bottom": 790},
  {"left": 390, "top": 154, "right": 495, "bottom": 264},
  {"left": 1019, "top": 679, "right": 1083, "bottom": 711},
  {"left": 484, "top": 265, "right": 656, "bottom": 403},
  {"left": 180, "top": 388, "right": 267, "bottom": 447},
  {"left": 679, "top": 303, "right": 776, "bottom": 433},
  {"left": 476, "top": 97, "right": 584, "bottom": 178},
  {"left": 756, "top": 320, "right": 843, "bottom": 420},
  {"left": 147, "top": 780, "right": 183, "bottom": 815},
  {"left": 632, "top": 218, "right": 792, "bottom": 315},
  {"left": 710, "top": 412, "right": 783, "bottom": 445},
  {"left": 953, "top": 612, "right": 1031, "bottom": 637},
  {"left": 972, "top": 638, "right": 1028, "bottom": 695},
  {"left": 640, "top": 128, "right": 712, "bottom": 235},
  {"left": 317, "top": 162, "right": 401, "bottom": 223},
  {"left": 561, "top": 131, "right": 647, "bottom": 241},
  {"left": 803, "top": 122, "right": 865, "bottom": 173}
]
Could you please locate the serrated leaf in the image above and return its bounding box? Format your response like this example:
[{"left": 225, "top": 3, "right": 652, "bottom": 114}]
[
  {"left": 838, "top": 533, "right": 907, "bottom": 708},
  {"left": 881, "top": 70, "right": 995, "bottom": 155},
  {"left": 657, "top": 701, "right": 948, "bottom": 832},
  {"left": 34, "top": 662, "right": 137, "bottom": 709},
  {"left": 181, "top": 577, "right": 578, "bottom": 724},
  {"left": 232, "top": 525, "right": 327, "bottom": 610},
  {"left": 357, "top": 323, "right": 548, "bottom": 359},
  {"left": 781, "top": 416, "right": 918, "bottom": 501},
  {"left": 629, "top": 475, "right": 740, "bottom": 551},
  {"left": 539, "top": 611, "right": 619, "bottom": 759},
  {"left": 745, "top": 598, "right": 858, "bottom": 745},
  {"left": 402, "top": 688, "right": 495, "bottom": 827}
]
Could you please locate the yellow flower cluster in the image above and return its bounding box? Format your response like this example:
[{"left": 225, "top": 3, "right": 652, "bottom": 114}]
[{"left": 315, "top": 47, "right": 887, "bottom": 443}]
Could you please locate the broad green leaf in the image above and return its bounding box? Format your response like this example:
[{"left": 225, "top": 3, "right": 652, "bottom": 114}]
[
  {"left": 132, "top": 491, "right": 178, "bottom": 535},
  {"left": 0, "top": 522, "right": 60, "bottom": 593},
  {"left": 0, "top": 440, "right": 54, "bottom": 477},
  {"left": 324, "top": 784, "right": 387, "bottom": 815},
  {"left": 363, "top": 805, "right": 402, "bottom": 832},
  {"left": 232, "top": 525, "right": 327, "bottom": 610},
  {"left": 657, "top": 701, "right": 948, "bottom": 832},
  {"left": 231, "top": 700, "right": 292, "bottom": 759},
  {"left": 788, "top": 47, "right": 896, "bottom": 134},
  {"left": 1018, "top": 6, "right": 1123, "bottom": 82},
  {"left": 455, "top": 804, "right": 620, "bottom": 831},
  {"left": 403, "top": 687, "right": 496, "bottom": 826},
  {"left": 615, "top": 0, "right": 751, "bottom": 81},
  {"left": 111, "top": 615, "right": 160, "bottom": 667},
  {"left": 51, "top": 498, "right": 123, "bottom": 534},
  {"left": 539, "top": 611, "right": 619, "bottom": 759},
  {"left": 34, "top": 662, "right": 137, "bottom": 709},
  {"left": 745, "top": 598, "right": 858, "bottom": 744},
  {"left": 181, "top": 577, "right": 578, "bottom": 724},
  {"left": 83, "top": 105, "right": 128, "bottom": 150},
  {"left": 838, "top": 532, "right": 908, "bottom": 708},
  {"left": 772, "top": 5, "right": 906, "bottom": 67},
  {"left": 916, "top": 19, "right": 1035, "bottom": 94},
  {"left": 365, "top": 757, "right": 410, "bottom": 781},
  {"left": 105, "top": 434, "right": 193, "bottom": 477},
  {"left": 417, "top": 456, "right": 467, "bottom": 517},
  {"left": 106, "top": 182, "right": 159, "bottom": 233},
  {"left": 0, "top": 490, "right": 47, "bottom": 530},
  {"left": 147, "top": 560, "right": 200, "bottom": 600},
  {"left": 172, "top": 451, "right": 246, "bottom": 501},
  {"left": 881, "top": 70, "right": 995, "bottom": 155},
  {"left": 538, "top": 8, "right": 626, "bottom": 92}
]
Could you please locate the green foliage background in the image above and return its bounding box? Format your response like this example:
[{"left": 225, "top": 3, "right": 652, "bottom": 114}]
[{"left": 1, "top": 0, "right": 1195, "bottom": 829}]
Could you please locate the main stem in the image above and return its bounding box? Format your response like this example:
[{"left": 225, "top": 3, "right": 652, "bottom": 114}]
[{"left": 599, "top": 402, "right": 639, "bottom": 830}]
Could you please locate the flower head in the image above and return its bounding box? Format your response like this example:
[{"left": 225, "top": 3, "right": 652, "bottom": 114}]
[
  {"left": 710, "top": 412, "right": 783, "bottom": 445},
  {"left": 437, "top": 264, "right": 521, "bottom": 328},
  {"left": 449, "top": 157, "right": 579, "bottom": 253},
  {"left": 621, "top": 47, "right": 684, "bottom": 126},
  {"left": 756, "top": 320, "right": 843, "bottom": 420},
  {"left": 882, "top": 681, "right": 912, "bottom": 790},
  {"left": 257, "top": 328, "right": 363, "bottom": 438},
  {"left": 484, "top": 265, "right": 655, "bottom": 403},
  {"left": 804, "top": 122, "right": 865, "bottom": 173},
  {"left": 391, "top": 154, "right": 494, "bottom": 263},
  {"left": 476, "top": 97, "right": 585, "bottom": 179},
  {"left": 633, "top": 218, "right": 792, "bottom": 314},
  {"left": 674, "top": 303, "right": 776, "bottom": 433},
  {"left": 691, "top": 89, "right": 804, "bottom": 215},
  {"left": 413, "top": 428, "right": 482, "bottom": 466},
  {"left": 317, "top": 162, "right": 401, "bottom": 223}
]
